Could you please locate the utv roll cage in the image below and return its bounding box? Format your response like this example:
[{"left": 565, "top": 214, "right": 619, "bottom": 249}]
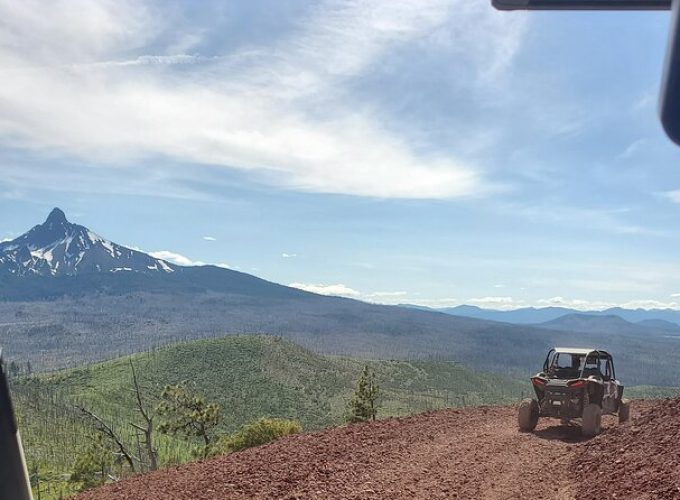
[{"left": 542, "top": 347, "right": 616, "bottom": 381}]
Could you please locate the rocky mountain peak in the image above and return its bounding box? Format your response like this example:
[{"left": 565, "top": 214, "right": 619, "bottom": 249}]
[
  {"left": 0, "top": 209, "right": 176, "bottom": 277},
  {"left": 45, "top": 207, "right": 67, "bottom": 225}
]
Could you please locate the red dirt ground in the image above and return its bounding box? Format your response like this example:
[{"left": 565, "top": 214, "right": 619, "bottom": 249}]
[
  {"left": 575, "top": 398, "right": 680, "bottom": 500},
  {"left": 78, "top": 399, "right": 677, "bottom": 500}
]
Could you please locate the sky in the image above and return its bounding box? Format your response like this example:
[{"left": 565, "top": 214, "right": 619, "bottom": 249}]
[{"left": 1, "top": 0, "right": 680, "bottom": 310}]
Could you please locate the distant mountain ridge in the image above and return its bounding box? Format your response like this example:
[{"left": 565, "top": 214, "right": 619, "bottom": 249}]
[
  {"left": 534, "top": 313, "right": 680, "bottom": 337},
  {"left": 1, "top": 209, "right": 680, "bottom": 388},
  {"left": 436, "top": 304, "right": 680, "bottom": 327},
  {"left": 0, "top": 208, "right": 176, "bottom": 277}
]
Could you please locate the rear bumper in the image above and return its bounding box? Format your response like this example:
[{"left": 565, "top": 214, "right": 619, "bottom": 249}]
[{"left": 539, "top": 387, "right": 584, "bottom": 418}]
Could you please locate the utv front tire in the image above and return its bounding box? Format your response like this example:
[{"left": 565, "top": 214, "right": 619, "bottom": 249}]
[
  {"left": 582, "top": 403, "right": 602, "bottom": 437},
  {"left": 518, "top": 398, "right": 539, "bottom": 432},
  {"left": 618, "top": 398, "right": 631, "bottom": 424}
]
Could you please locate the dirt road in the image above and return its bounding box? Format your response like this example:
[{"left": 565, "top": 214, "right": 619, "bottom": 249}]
[{"left": 79, "top": 404, "right": 626, "bottom": 500}]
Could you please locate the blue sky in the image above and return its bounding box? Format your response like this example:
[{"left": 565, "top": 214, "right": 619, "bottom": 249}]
[{"left": 1, "top": 0, "right": 680, "bottom": 310}]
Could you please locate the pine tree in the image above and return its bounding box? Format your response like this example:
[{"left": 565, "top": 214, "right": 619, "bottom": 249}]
[
  {"left": 157, "top": 383, "right": 220, "bottom": 458},
  {"left": 69, "top": 434, "right": 114, "bottom": 491},
  {"left": 346, "top": 365, "right": 379, "bottom": 423}
]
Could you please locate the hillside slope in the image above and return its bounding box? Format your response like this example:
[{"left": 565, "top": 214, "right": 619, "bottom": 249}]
[
  {"left": 20, "top": 335, "right": 526, "bottom": 433},
  {"left": 77, "top": 399, "right": 674, "bottom": 500},
  {"left": 537, "top": 313, "right": 666, "bottom": 336},
  {"left": 14, "top": 335, "right": 527, "bottom": 498}
]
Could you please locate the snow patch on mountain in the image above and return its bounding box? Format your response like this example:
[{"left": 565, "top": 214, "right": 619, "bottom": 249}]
[{"left": 0, "top": 208, "right": 176, "bottom": 277}]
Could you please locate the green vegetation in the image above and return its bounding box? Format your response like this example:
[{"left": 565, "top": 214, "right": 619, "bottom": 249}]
[
  {"left": 625, "top": 385, "right": 680, "bottom": 399},
  {"left": 11, "top": 334, "right": 680, "bottom": 499},
  {"left": 70, "top": 434, "right": 114, "bottom": 492},
  {"left": 157, "top": 383, "right": 221, "bottom": 458},
  {"left": 12, "top": 334, "right": 528, "bottom": 498},
  {"left": 217, "top": 417, "right": 302, "bottom": 454}
]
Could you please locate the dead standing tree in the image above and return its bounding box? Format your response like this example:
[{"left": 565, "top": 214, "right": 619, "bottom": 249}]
[
  {"left": 76, "top": 361, "right": 158, "bottom": 475},
  {"left": 129, "top": 360, "right": 158, "bottom": 471},
  {"left": 76, "top": 406, "right": 138, "bottom": 473}
]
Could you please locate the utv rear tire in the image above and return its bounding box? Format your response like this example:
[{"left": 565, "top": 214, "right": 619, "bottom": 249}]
[
  {"left": 618, "top": 398, "right": 631, "bottom": 424},
  {"left": 518, "top": 398, "right": 539, "bottom": 432},
  {"left": 582, "top": 403, "right": 602, "bottom": 437}
]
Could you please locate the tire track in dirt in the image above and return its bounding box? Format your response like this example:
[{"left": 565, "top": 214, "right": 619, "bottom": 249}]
[{"left": 77, "top": 405, "right": 627, "bottom": 500}]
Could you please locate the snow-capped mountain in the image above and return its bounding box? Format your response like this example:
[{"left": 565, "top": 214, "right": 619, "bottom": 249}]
[{"left": 0, "top": 208, "right": 176, "bottom": 277}]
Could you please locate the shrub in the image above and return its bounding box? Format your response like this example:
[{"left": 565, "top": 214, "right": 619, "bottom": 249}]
[
  {"left": 219, "top": 418, "right": 302, "bottom": 454},
  {"left": 69, "top": 434, "right": 114, "bottom": 491}
]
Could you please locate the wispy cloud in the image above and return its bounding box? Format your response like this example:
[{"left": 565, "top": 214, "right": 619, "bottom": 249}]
[
  {"left": 398, "top": 295, "right": 680, "bottom": 311},
  {"left": 0, "top": 0, "right": 527, "bottom": 199},
  {"left": 202, "top": 236, "right": 216, "bottom": 241},
  {"left": 618, "top": 138, "right": 647, "bottom": 160},
  {"left": 364, "top": 291, "right": 408, "bottom": 299},
  {"left": 499, "top": 202, "right": 659, "bottom": 236},
  {"left": 148, "top": 250, "right": 230, "bottom": 269},
  {"left": 468, "top": 296, "right": 521, "bottom": 310},
  {"left": 660, "top": 190, "right": 680, "bottom": 204},
  {"left": 536, "top": 296, "right": 680, "bottom": 311},
  {"left": 281, "top": 253, "right": 297, "bottom": 258},
  {"left": 288, "top": 282, "right": 361, "bottom": 297}
]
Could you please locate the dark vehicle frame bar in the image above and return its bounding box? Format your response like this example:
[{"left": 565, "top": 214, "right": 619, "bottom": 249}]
[{"left": 493, "top": 0, "right": 671, "bottom": 10}]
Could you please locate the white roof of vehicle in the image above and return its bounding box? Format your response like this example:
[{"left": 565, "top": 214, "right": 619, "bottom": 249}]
[{"left": 554, "top": 347, "right": 598, "bottom": 355}]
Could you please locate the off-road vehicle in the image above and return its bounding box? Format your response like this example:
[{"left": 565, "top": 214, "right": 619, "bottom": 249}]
[{"left": 518, "top": 347, "right": 630, "bottom": 437}]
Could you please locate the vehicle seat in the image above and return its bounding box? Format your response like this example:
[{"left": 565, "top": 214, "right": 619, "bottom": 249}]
[{"left": 583, "top": 368, "right": 602, "bottom": 379}]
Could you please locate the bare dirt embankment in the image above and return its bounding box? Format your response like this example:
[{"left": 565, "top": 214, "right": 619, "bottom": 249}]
[{"left": 78, "top": 399, "right": 679, "bottom": 500}]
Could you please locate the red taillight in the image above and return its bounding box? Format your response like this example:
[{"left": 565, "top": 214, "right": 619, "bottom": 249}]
[
  {"left": 568, "top": 380, "right": 586, "bottom": 389},
  {"left": 532, "top": 377, "right": 546, "bottom": 387}
]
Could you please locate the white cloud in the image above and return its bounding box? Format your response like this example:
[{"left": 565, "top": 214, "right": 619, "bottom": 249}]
[
  {"left": 660, "top": 190, "right": 680, "bottom": 204},
  {"left": 397, "top": 295, "right": 680, "bottom": 311},
  {"left": 149, "top": 250, "right": 204, "bottom": 266},
  {"left": 288, "top": 282, "right": 361, "bottom": 297},
  {"left": 406, "top": 297, "right": 460, "bottom": 308},
  {"left": 281, "top": 253, "right": 297, "bottom": 258},
  {"left": 203, "top": 236, "right": 216, "bottom": 241},
  {"left": 499, "top": 202, "right": 659, "bottom": 237},
  {"left": 633, "top": 90, "right": 656, "bottom": 112},
  {"left": 619, "top": 299, "right": 680, "bottom": 310},
  {"left": 534, "top": 296, "right": 680, "bottom": 311},
  {"left": 618, "top": 138, "right": 647, "bottom": 160},
  {"left": 0, "top": 0, "right": 527, "bottom": 199},
  {"left": 365, "top": 291, "right": 408, "bottom": 298},
  {"left": 468, "top": 296, "right": 522, "bottom": 310},
  {"left": 360, "top": 291, "right": 408, "bottom": 304},
  {"left": 148, "top": 250, "right": 230, "bottom": 269}
]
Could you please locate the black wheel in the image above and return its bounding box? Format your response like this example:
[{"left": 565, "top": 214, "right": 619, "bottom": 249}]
[
  {"left": 582, "top": 403, "right": 602, "bottom": 437},
  {"left": 618, "top": 398, "right": 631, "bottom": 424},
  {"left": 518, "top": 398, "right": 539, "bottom": 432}
]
